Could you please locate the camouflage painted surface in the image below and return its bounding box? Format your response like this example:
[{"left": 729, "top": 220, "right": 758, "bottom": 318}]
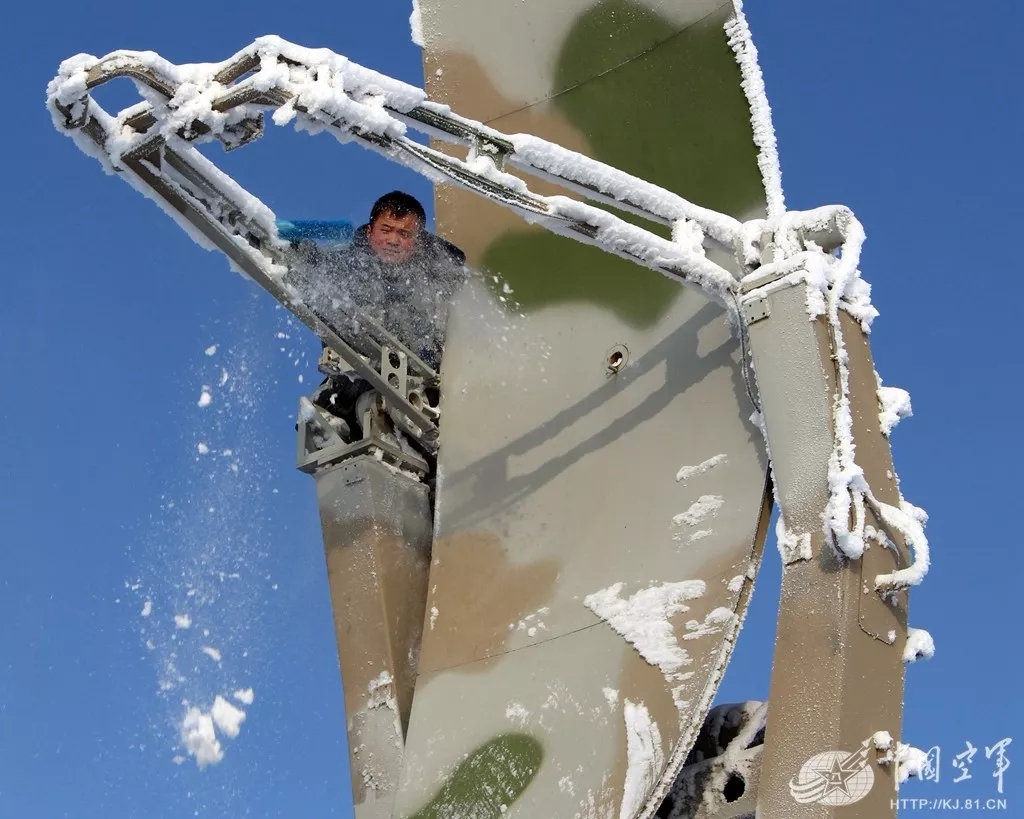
[
  {"left": 745, "top": 285, "right": 908, "bottom": 818},
  {"left": 315, "top": 457, "right": 434, "bottom": 818},
  {"left": 401, "top": 2, "right": 773, "bottom": 817}
]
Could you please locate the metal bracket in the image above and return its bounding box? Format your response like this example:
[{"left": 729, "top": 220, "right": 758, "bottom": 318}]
[
  {"left": 296, "top": 398, "right": 429, "bottom": 477},
  {"left": 743, "top": 296, "right": 770, "bottom": 325},
  {"left": 473, "top": 136, "right": 511, "bottom": 171},
  {"left": 381, "top": 346, "right": 409, "bottom": 397}
]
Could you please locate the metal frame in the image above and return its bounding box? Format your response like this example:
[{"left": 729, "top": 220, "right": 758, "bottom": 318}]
[
  {"left": 49, "top": 38, "right": 924, "bottom": 819},
  {"left": 296, "top": 398, "right": 430, "bottom": 477}
]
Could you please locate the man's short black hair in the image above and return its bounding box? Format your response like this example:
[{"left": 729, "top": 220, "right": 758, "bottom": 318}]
[{"left": 370, "top": 191, "right": 426, "bottom": 230}]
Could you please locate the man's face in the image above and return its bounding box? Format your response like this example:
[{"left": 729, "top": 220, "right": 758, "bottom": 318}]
[{"left": 367, "top": 211, "right": 421, "bottom": 264}]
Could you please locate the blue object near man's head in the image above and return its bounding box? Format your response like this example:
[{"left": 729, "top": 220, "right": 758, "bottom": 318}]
[{"left": 275, "top": 219, "right": 355, "bottom": 245}]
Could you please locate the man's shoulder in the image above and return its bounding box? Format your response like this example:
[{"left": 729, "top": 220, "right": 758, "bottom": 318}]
[{"left": 422, "top": 232, "right": 466, "bottom": 267}]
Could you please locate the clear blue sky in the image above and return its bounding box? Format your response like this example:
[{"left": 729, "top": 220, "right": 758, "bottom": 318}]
[{"left": 1, "top": 1, "right": 1020, "bottom": 816}]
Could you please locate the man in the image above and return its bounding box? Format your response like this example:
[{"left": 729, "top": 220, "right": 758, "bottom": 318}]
[{"left": 283, "top": 191, "right": 466, "bottom": 439}]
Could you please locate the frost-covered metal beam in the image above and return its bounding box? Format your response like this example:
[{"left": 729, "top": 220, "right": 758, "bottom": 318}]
[
  {"left": 48, "top": 59, "right": 446, "bottom": 447},
  {"left": 47, "top": 36, "right": 742, "bottom": 307},
  {"left": 737, "top": 231, "right": 927, "bottom": 818}
]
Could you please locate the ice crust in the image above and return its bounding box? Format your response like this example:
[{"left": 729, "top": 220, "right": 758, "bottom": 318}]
[
  {"left": 620, "top": 701, "right": 664, "bottom": 819},
  {"left": 725, "top": 0, "right": 784, "bottom": 218}
]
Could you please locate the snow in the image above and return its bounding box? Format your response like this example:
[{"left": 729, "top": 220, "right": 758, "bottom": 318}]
[
  {"left": 873, "top": 500, "right": 930, "bottom": 589},
  {"left": 298, "top": 398, "right": 317, "bottom": 424},
  {"left": 233, "top": 688, "right": 255, "bottom": 705},
  {"left": 181, "top": 706, "right": 222, "bottom": 768},
  {"left": 508, "top": 135, "right": 741, "bottom": 250},
  {"left": 121, "top": 332, "right": 280, "bottom": 767},
  {"left": 874, "top": 731, "right": 930, "bottom": 784},
  {"left": 672, "top": 496, "right": 724, "bottom": 527},
  {"left": 47, "top": 30, "right": 808, "bottom": 337},
  {"left": 659, "top": 699, "right": 765, "bottom": 816},
  {"left": 140, "top": 600, "right": 152, "bottom": 617},
  {"left": 603, "top": 688, "right": 619, "bottom": 708},
  {"left": 904, "top": 627, "right": 935, "bottom": 663},
  {"left": 675, "top": 454, "right": 727, "bottom": 484},
  {"left": 534, "top": 195, "right": 737, "bottom": 303},
  {"left": 211, "top": 694, "right": 246, "bottom": 739},
  {"left": 584, "top": 580, "right": 705, "bottom": 678},
  {"left": 197, "top": 388, "right": 212, "bottom": 408},
  {"left": 178, "top": 688, "right": 252, "bottom": 770},
  {"left": 204, "top": 344, "right": 217, "bottom": 356},
  {"left": 895, "top": 743, "right": 931, "bottom": 784},
  {"left": 878, "top": 383, "right": 913, "bottom": 436},
  {"left": 620, "top": 700, "right": 664, "bottom": 819},
  {"left": 409, "top": 0, "right": 424, "bottom": 47},
  {"left": 724, "top": 1, "right": 785, "bottom": 219},
  {"left": 775, "top": 515, "right": 811, "bottom": 564},
  {"left": 367, "top": 671, "right": 396, "bottom": 711},
  {"left": 196, "top": 442, "right": 209, "bottom": 455},
  {"left": 505, "top": 702, "right": 529, "bottom": 724},
  {"left": 682, "top": 607, "right": 736, "bottom": 641},
  {"left": 513, "top": 607, "right": 550, "bottom": 635}
]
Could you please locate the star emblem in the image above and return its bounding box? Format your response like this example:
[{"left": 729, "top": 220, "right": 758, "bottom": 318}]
[{"left": 815, "top": 753, "right": 861, "bottom": 798}]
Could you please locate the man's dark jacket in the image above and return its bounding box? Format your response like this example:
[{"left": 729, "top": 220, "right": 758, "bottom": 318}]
[{"left": 293, "top": 223, "right": 467, "bottom": 370}]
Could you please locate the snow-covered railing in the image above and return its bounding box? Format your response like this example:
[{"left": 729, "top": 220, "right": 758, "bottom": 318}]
[
  {"left": 46, "top": 36, "right": 742, "bottom": 305},
  {"left": 744, "top": 207, "right": 930, "bottom": 591},
  {"left": 46, "top": 35, "right": 929, "bottom": 591}
]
